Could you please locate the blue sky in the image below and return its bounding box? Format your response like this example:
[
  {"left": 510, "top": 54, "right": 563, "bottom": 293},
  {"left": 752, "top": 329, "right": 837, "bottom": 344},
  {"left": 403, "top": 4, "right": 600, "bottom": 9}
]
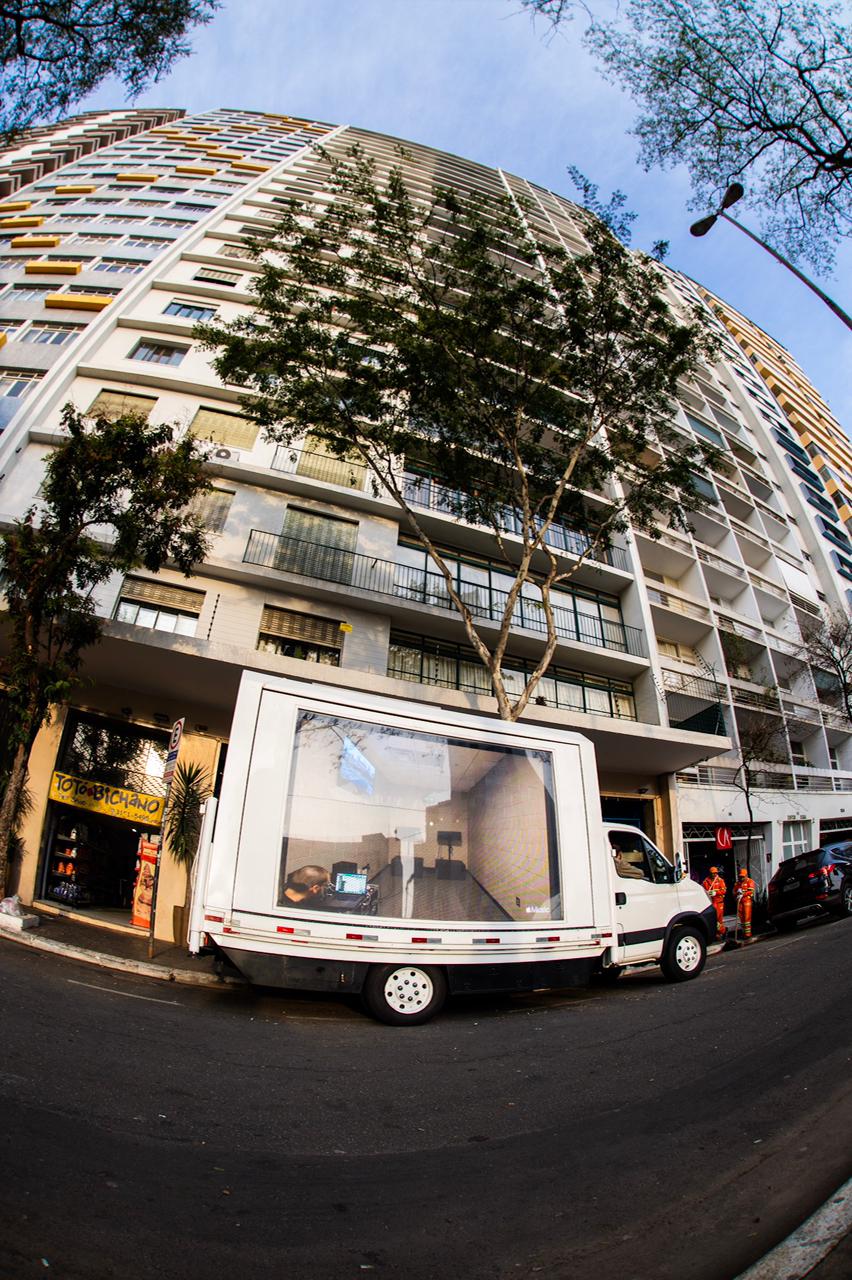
[{"left": 78, "top": 0, "right": 852, "bottom": 433}]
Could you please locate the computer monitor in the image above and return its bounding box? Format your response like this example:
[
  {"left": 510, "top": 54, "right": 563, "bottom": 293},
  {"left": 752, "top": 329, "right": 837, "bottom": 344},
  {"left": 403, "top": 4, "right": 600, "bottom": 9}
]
[{"left": 335, "top": 871, "right": 368, "bottom": 894}]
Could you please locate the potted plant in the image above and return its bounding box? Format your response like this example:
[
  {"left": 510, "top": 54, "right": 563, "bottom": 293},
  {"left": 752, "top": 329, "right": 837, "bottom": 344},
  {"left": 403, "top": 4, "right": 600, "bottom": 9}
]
[{"left": 164, "top": 760, "right": 210, "bottom": 945}]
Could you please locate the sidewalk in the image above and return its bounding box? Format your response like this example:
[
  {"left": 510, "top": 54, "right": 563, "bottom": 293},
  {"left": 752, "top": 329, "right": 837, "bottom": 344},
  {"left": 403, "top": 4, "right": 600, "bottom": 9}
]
[{"left": 0, "top": 907, "right": 244, "bottom": 987}]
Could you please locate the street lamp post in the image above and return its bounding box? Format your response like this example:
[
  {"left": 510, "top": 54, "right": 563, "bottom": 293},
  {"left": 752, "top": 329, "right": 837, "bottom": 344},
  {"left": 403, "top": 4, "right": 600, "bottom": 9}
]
[{"left": 690, "top": 183, "right": 852, "bottom": 333}]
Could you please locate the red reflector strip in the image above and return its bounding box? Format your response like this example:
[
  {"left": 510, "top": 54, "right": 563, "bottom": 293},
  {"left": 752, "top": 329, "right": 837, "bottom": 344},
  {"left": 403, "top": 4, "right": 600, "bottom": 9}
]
[
  {"left": 204, "top": 914, "right": 224, "bottom": 923},
  {"left": 222, "top": 926, "right": 235, "bottom": 934},
  {"left": 537, "top": 936, "right": 560, "bottom": 943},
  {"left": 276, "top": 925, "right": 310, "bottom": 936},
  {"left": 346, "top": 933, "right": 378, "bottom": 941},
  {"left": 600, "top": 932, "right": 613, "bottom": 938},
  {"left": 473, "top": 937, "right": 501, "bottom": 944},
  {"left": 411, "top": 936, "right": 442, "bottom": 944}
]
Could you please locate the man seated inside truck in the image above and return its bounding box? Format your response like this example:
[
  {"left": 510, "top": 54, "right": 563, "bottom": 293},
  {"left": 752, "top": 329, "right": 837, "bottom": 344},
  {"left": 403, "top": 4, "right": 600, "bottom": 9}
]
[
  {"left": 282, "top": 864, "right": 332, "bottom": 906},
  {"left": 609, "top": 836, "right": 647, "bottom": 880}
]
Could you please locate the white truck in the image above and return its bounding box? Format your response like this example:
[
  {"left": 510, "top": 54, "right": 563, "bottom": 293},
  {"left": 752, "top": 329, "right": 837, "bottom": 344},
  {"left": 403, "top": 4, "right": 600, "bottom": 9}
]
[{"left": 189, "top": 671, "right": 716, "bottom": 1024}]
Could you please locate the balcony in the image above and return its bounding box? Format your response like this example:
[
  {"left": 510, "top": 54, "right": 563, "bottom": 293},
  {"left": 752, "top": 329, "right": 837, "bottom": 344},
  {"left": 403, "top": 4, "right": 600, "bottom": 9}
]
[
  {"left": 243, "top": 529, "right": 646, "bottom": 657},
  {"left": 646, "top": 586, "right": 711, "bottom": 622},
  {"left": 677, "top": 765, "right": 852, "bottom": 793},
  {"left": 270, "top": 446, "right": 631, "bottom": 573}
]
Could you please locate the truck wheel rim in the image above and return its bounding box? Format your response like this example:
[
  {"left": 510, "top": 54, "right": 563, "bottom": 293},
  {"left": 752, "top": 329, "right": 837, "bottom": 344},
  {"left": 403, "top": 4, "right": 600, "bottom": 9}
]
[
  {"left": 675, "top": 936, "right": 701, "bottom": 972},
  {"left": 383, "top": 968, "right": 433, "bottom": 1015}
]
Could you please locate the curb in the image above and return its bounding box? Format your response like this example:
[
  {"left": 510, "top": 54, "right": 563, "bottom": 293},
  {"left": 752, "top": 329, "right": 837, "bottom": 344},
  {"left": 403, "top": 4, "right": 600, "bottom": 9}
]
[
  {"left": 733, "top": 1177, "right": 852, "bottom": 1280},
  {"left": 0, "top": 922, "right": 245, "bottom": 988}
]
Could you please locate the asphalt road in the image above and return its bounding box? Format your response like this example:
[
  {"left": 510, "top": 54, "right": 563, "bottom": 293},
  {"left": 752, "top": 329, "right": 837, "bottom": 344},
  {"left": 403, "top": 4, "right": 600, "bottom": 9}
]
[{"left": 1, "top": 919, "right": 850, "bottom": 1280}]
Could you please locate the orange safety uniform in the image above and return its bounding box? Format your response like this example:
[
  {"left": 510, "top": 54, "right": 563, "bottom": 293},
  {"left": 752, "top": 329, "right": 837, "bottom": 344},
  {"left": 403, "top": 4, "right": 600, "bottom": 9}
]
[
  {"left": 702, "top": 867, "right": 727, "bottom": 938},
  {"left": 735, "top": 870, "right": 756, "bottom": 939}
]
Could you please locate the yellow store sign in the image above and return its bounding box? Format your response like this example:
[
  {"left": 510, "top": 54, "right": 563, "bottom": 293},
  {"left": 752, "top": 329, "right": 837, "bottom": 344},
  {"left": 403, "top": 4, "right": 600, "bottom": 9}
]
[{"left": 49, "top": 771, "right": 164, "bottom": 826}]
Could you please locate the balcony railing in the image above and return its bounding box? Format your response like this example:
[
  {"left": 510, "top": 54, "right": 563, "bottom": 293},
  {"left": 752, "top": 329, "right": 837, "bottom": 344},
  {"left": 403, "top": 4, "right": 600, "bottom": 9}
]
[
  {"left": 243, "top": 529, "right": 646, "bottom": 657},
  {"left": 269, "top": 445, "right": 631, "bottom": 573},
  {"left": 677, "top": 765, "right": 852, "bottom": 793},
  {"left": 646, "top": 586, "right": 711, "bottom": 622}
]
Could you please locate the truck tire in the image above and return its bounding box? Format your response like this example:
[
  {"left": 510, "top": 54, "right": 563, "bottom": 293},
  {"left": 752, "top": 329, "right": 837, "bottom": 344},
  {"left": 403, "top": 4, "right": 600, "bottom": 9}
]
[
  {"left": 362, "top": 964, "right": 448, "bottom": 1026},
  {"left": 660, "top": 926, "right": 706, "bottom": 982}
]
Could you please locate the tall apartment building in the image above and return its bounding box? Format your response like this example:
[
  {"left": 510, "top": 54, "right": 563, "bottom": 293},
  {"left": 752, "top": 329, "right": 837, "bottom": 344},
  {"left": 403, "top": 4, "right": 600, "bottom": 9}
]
[{"left": 0, "top": 108, "right": 849, "bottom": 941}]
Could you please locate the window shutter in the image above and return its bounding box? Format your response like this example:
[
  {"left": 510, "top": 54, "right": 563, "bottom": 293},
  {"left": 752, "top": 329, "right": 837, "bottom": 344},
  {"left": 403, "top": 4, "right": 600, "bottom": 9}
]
[
  {"left": 120, "top": 577, "right": 205, "bottom": 613},
  {"left": 259, "top": 606, "right": 342, "bottom": 649},
  {"left": 190, "top": 488, "right": 233, "bottom": 532},
  {"left": 87, "top": 389, "right": 158, "bottom": 420},
  {"left": 297, "top": 434, "right": 367, "bottom": 489},
  {"left": 283, "top": 507, "right": 357, "bottom": 551},
  {"left": 191, "top": 406, "right": 258, "bottom": 449}
]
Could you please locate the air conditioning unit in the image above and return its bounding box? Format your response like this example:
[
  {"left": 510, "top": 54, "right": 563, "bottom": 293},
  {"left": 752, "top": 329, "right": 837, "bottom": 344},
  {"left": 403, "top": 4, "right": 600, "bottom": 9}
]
[{"left": 211, "top": 446, "right": 240, "bottom": 463}]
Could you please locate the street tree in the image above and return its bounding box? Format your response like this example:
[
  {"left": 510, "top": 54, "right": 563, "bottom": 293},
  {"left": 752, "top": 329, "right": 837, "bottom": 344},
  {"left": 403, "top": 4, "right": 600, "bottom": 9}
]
[
  {"left": 0, "top": 403, "right": 210, "bottom": 894},
  {"left": 0, "top": 0, "right": 219, "bottom": 138},
  {"left": 201, "top": 144, "right": 720, "bottom": 723},
  {"left": 522, "top": 0, "right": 852, "bottom": 270},
  {"left": 732, "top": 712, "right": 787, "bottom": 877},
  {"left": 798, "top": 607, "right": 852, "bottom": 721}
]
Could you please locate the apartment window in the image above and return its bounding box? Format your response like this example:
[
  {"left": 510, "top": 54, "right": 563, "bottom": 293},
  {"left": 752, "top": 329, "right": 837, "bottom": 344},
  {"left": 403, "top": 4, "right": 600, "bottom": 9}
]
[
  {"left": 256, "top": 605, "right": 342, "bottom": 666},
  {"left": 0, "top": 318, "right": 21, "bottom": 334},
  {"left": 96, "top": 256, "right": 143, "bottom": 274},
  {"left": 189, "top": 487, "right": 233, "bottom": 532},
  {"left": 190, "top": 405, "right": 257, "bottom": 448},
  {"left": 174, "top": 201, "right": 213, "bottom": 212},
  {"left": 66, "top": 284, "right": 121, "bottom": 295},
  {"left": 0, "top": 368, "right": 42, "bottom": 397},
  {"left": 219, "top": 243, "right": 250, "bottom": 260},
  {"left": 150, "top": 217, "right": 192, "bottom": 229},
  {"left": 387, "top": 631, "right": 636, "bottom": 719},
  {"left": 124, "top": 235, "right": 170, "bottom": 250},
  {"left": 87, "top": 388, "right": 158, "bottom": 420},
  {"left": 6, "top": 283, "right": 51, "bottom": 301},
  {"left": 124, "top": 200, "right": 166, "bottom": 209},
  {"left": 72, "top": 233, "right": 120, "bottom": 245},
  {"left": 790, "top": 741, "right": 809, "bottom": 767},
  {"left": 164, "top": 299, "right": 216, "bottom": 322},
  {"left": 194, "top": 266, "right": 241, "bottom": 287},
  {"left": 277, "top": 507, "right": 358, "bottom": 581},
  {"left": 114, "top": 576, "right": 204, "bottom": 636},
  {"left": 782, "top": 820, "right": 811, "bottom": 859},
  {"left": 829, "top": 746, "right": 840, "bottom": 770},
  {"left": 22, "top": 320, "right": 85, "bottom": 345},
  {"left": 0, "top": 256, "right": 28, "bottom": 272},
  {"left": 131, "top": 339, "right": 188, "bottom": 366}
]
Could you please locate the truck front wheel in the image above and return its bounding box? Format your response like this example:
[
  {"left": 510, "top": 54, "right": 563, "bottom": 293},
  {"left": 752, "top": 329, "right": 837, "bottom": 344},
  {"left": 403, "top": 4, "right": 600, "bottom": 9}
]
[
  {"left": 363, "top": 964, "right": 448, "bottom": 1025},
  {"left": 660, "top": 926, "right": 706, "bottom": 982}
]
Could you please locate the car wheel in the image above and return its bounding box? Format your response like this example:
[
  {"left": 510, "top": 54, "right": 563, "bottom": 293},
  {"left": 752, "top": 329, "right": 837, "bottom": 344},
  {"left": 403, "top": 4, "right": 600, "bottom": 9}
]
[
  {"left": 840, "top": 882, "right": 852, "bottom": 918},
  {"left": 362, "top": 964, "right": 448, "bottom": 1026},
  {"left": 661, "top": 926, "right": 706, "bottom": 982}
]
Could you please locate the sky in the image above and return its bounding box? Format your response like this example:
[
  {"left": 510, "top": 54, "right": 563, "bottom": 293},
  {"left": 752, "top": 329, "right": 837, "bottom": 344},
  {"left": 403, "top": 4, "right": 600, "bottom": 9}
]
[{"left": 76, "top": 0, "right": 852, "bottom": 434}]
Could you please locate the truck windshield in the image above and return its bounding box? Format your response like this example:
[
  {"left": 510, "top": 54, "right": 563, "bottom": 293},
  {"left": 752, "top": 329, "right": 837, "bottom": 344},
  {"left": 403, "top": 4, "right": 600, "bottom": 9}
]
[{"left": 278, "top": 710, "right": 562, "bottom": 922}]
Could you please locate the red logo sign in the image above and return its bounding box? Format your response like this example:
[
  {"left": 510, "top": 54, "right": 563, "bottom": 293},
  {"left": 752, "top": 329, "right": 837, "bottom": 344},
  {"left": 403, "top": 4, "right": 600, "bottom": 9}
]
[{"left": 716, "top": 826, "right": 733, "bottom": 851}]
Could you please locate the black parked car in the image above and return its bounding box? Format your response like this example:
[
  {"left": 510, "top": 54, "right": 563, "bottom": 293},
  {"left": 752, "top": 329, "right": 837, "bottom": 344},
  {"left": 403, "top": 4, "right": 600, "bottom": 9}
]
[{"left": 767, "top": 844, "right": 852, "bottom": 931}]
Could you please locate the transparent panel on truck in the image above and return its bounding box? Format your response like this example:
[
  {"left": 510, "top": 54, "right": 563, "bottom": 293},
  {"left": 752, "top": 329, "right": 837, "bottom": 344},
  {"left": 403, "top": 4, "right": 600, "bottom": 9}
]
[{"left": 277, "top": 710, "right": 561, "bottom": 922}]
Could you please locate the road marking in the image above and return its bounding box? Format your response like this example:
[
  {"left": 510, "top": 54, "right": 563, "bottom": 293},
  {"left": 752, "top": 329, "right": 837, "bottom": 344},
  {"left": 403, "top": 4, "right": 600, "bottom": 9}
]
[
  {"left": 733, "top": 1175, "right": 852, "bottom": 1280},
  {"left": 66, "top": 979, "right": 182, "bottom": 1007}
]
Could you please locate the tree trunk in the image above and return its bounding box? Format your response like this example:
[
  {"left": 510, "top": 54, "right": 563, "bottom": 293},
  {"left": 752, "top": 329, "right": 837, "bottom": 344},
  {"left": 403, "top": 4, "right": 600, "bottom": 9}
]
[{"left": 0, "top": 737, "right": 31, "bottom": 897}]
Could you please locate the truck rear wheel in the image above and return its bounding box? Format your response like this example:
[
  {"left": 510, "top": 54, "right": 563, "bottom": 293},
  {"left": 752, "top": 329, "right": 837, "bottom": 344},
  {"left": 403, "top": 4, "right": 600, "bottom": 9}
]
[
  {"left": 660, "top": 926, "right": 706, "bottom": 982},
  {"left": 363, "top": 964, "right": 447, "bottom": 1025}
]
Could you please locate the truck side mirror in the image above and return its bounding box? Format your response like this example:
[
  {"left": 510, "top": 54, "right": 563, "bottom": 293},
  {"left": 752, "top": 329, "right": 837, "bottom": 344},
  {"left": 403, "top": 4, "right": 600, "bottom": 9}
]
[{"left": 675, "top": 853, "right": 686, "bottom": 880}]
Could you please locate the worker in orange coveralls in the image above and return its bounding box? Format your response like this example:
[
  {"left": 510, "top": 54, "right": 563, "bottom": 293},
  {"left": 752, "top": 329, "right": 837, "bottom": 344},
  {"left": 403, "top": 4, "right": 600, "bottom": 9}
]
[
  {"left": 702, "top": 866, "right": 727, "bottom": 939},
  {"left": 735, "top": 868, "right": 756, "bottom": 940}
]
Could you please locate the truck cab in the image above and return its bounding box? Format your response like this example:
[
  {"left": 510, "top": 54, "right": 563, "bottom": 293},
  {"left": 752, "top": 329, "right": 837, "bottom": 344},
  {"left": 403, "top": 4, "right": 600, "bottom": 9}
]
[{"left": 603, "top": 823, "right": 715, "bottom": 979}]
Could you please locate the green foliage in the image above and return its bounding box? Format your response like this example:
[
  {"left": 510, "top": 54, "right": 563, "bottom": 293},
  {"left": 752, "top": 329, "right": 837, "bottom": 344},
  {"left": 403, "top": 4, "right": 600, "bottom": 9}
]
[
  {"left": 200, "top": 143, "right": 720, "bottom": 719},
  {"left": 163, "top": 760, "right": 209, "bottom": 868},
  {"left": 523, "top": 0, "right": 852, "bottom": 270},
  {"left": 0, "top": 403, "right": 210, "bottom": 888},
  {"left": 0, "top": 0, "right": 219, "bottom": 138}
]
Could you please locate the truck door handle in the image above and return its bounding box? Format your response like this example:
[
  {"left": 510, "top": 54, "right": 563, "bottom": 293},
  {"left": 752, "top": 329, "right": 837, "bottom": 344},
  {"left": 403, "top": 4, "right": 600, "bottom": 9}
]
[{"left": 615, "top": 892, "right": 627, "bottom": 906}]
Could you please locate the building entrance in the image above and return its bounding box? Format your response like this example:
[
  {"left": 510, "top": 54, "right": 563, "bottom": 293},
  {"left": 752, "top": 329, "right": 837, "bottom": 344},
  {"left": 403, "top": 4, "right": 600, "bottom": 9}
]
[{"left": 38, "top": 711, "right": 169, "bottom": 929}]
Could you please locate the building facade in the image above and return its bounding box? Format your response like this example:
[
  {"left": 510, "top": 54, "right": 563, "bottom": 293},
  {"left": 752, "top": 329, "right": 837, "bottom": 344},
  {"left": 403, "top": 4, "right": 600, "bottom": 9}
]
[{"left": 0, "top": 107, "right": 849, "bottom": 939}]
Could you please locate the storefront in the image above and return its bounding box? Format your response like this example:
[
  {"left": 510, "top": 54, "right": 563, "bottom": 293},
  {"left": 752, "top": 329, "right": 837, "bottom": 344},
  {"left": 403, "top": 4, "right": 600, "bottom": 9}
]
[
  {"left": 37, "top": 711, "right": 169, "bottom": 930},
  {"left": 682, "top": 823, "right": 768, "bottom": 905}
]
